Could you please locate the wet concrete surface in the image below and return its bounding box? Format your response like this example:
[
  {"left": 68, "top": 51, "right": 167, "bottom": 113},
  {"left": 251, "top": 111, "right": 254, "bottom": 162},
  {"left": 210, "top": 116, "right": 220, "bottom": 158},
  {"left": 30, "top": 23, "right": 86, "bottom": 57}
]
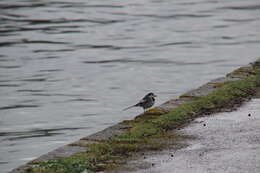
[{"left": 130, "top": 99, "right": 260, "bottom": 173}]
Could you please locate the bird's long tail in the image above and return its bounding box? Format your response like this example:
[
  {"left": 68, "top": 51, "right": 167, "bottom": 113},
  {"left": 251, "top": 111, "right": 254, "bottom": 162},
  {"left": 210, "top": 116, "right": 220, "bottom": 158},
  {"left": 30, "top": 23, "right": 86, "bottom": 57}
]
[{"left": 122, "top": 104, "right": 137, "bottom": 111}]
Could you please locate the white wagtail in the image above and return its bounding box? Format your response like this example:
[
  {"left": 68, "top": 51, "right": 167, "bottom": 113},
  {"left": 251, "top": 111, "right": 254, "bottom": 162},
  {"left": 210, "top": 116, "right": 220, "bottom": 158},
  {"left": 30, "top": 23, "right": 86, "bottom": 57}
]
[{"left": 123, "top": 92, "right": 157, "bottom": 112}]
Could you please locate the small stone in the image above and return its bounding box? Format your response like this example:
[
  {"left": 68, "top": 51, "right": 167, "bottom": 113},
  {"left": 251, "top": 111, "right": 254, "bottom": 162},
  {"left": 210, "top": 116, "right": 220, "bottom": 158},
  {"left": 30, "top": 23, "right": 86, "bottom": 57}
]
[
  {"left": 151, "top": 163, "right": 155, "bottom": 166},
  {"left": 203, "top": 123, "right": 206, "bottom": 126},
  {"left": 171, "top": 154, "right": 174, "bottom": 157},
  {"left": 248, "top": 113, "right": 251, "bottom": 117}
]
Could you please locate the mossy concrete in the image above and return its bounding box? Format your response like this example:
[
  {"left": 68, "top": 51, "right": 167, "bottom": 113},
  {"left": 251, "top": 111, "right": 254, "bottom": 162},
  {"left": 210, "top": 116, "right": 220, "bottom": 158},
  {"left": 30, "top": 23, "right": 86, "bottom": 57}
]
[
  {"left": 133, "top": 99, "right": 260, "bottom": 173},
  {"left": 8, "top": 58, "right": 260, "bottom": 173}
]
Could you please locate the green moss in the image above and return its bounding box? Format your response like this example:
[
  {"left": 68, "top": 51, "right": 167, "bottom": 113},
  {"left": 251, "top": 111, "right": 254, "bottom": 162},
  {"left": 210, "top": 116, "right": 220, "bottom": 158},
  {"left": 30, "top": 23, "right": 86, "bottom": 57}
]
[
  {"left": 111, "top": 137, "right": 143, "bottom": 144},
  {"left": 128, "top": 122, "right": 161, "bottom": 138},
  {"left": 151, "top": 75, "right": 260, "bottom": 131},
  {"left": 28, "top": 67, "right": 260, "bottom": 173},
  {"left": 28, "top": 153, "right": 96, "bottom": 173}
]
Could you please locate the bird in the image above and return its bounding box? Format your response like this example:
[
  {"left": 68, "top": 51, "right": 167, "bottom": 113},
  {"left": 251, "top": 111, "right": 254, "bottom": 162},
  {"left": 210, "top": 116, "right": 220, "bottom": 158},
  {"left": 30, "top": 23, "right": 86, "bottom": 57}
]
[{"left": 123, "top": 92, "right": 157, "bottom": 113}]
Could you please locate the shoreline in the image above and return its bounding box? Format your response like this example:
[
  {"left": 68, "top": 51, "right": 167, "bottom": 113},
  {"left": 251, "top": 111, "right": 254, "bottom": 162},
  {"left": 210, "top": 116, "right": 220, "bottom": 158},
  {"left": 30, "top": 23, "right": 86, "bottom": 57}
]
[{"left": 9, "top": 58, "right": 260, "bottom": 173}]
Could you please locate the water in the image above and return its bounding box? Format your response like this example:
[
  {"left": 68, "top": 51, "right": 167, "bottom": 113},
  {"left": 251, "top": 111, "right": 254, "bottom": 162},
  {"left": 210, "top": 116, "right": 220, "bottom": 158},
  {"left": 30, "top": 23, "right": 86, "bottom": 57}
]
[{"left": 0, "top": 0, "right": 260, "bottom": 172}]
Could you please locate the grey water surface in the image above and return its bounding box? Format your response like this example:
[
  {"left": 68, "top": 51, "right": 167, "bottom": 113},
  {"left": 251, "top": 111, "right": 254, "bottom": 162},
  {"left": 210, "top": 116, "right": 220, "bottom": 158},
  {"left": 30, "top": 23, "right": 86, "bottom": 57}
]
[{"left": 0, "top": 0, "right": 260, "bottom": 172}]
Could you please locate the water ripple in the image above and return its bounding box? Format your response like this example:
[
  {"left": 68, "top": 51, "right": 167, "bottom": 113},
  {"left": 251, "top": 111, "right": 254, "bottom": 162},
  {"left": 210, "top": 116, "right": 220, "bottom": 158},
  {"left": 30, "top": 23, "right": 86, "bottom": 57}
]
[
  {"left": 17, "top": 89, "right": 45, "bottom": 93},
  {"left": 21, "top": 78, "right": 47, "bottom": 82},
  {"left": 219, "top": 5, "right": 260, "bottom": 10},
  {"left": 83, "top": 59, "right": 228, "bottom": 65},
  {"left": 0, "top": 84, "right": 20, "bottom": 87},
  {"left": 33, "top": 49, "right": 74, "bottom": 53},
  {"left": 30, "top": 93, "right": 82, "bottom": 97},
  {"left": 60, "top": 4, "right": 124, "bottom": 9},
  {"left": 0, "top": 65, "right": 20, "bottom": 69},
  {"left": 0, "top": 25, "right": 82, "bottom": 34},
  {"left": 0, "top": 3, "right": 47, "bottom": 9},
  {"left": 223, "top": 18, "right": 256, "bottom": 23},
  {"left": 0, "top": 1, "right": 124, "bottom": 10},
  {"left": 211, "top": 40, "right": 260, "bottom": 46},
  {"left": 75, "top": 44, "right": 141, "bottom": 50},
  {"left": 0, "top": 104, "right": 39, "bottom": 111},
  {"left": 38, "top": 56, "right": 61, "bottom": 60},
  {"left": 131, "top": 13, "right": 212, "bottom": 19},
  {"left": 1, "top": 17, "right": 124, "bottom": 25},
  {"left": 158, "top": 41, "right": 193, "bottom": 47},
  {"left": 66, "top": 98, "right": 97, "bottom": 102},
  {"left": 38, "top": 69, "right": 63, "bottom": 72},
  {"left": 0, "top": 127, "right": 84, "bottom": 141},
  {"left": 0, "top": 39, "right": 69, "bottom": 47}
]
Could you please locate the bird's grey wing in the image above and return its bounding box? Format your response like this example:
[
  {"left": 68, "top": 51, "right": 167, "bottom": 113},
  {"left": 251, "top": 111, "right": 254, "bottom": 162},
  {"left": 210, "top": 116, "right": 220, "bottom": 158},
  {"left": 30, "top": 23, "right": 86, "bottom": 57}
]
[{"left": 136, "top": 98, "right": 147, "bottom": 106}]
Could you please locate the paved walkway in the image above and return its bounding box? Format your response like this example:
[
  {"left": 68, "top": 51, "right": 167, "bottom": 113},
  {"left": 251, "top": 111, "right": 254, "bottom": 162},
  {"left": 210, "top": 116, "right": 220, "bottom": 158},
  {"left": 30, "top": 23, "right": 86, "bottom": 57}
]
[{"left": 133, "top": 99, "right": 260, "bottom": 173}]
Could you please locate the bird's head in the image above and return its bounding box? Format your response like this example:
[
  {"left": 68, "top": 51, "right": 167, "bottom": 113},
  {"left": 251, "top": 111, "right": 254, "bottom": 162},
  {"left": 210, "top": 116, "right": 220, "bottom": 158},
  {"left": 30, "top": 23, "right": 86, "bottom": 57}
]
[{"left": 147, "top": 92, "right": 157, "bottom": 98}]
